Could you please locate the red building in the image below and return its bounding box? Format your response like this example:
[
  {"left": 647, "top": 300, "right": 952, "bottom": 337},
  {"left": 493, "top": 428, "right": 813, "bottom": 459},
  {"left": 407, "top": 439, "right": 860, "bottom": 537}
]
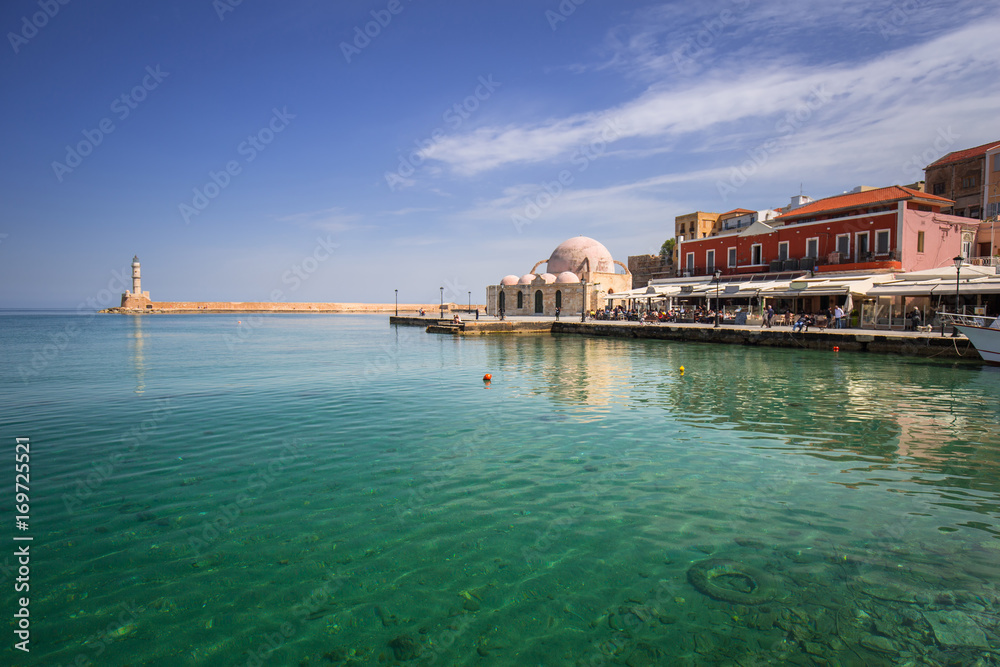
[{"left": 676, "top": 186, "right": 978, "bottom": 277}]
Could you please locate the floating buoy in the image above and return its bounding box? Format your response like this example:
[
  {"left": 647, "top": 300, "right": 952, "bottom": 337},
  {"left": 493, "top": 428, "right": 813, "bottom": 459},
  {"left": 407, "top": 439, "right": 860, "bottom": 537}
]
[
  {"left": 833, "top": 346, "right": 839, "bottom": 352},
  {"left": 237, "top": 321, "right": 241, "bottom": 325},
  {"left": 679, "top": 365, "right": 685, "bottom": 375},
  {"left": 483, "top": 374, "right": 492, "bottom": 381}
]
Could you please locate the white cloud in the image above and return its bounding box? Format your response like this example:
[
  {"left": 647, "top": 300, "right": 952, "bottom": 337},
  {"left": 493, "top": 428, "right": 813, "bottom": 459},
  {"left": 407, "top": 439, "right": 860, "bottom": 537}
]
[
  {"left": 417, "top": 16, "right": 1000, "bottom": 181},
  {"left": 276, "top": 207, "right": 370, "bottom": 233}
]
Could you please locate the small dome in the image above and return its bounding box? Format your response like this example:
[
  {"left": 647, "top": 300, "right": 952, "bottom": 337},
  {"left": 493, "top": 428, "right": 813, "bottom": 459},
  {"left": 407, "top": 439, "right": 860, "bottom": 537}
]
[
  {"left": 547, "top": 236, "right": 614, "bottom": 275},
  {"left": 538, "top": 273, "right": 557, "bottom": 284},
  {"left": 517, "top": 273, "right": 536, "bottom": 285},
  {"left": 555, "top": 271, "right": 580, "bottom": 283},
  {"left": 500, "top": 275, "right": 519, "bottom": 286}
]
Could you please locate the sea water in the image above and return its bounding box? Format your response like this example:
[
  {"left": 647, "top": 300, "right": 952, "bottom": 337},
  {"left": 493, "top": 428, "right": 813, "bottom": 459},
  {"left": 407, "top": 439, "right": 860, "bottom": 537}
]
[{"left": 2, "top": 312, "right": 1000, "bottom": 666}]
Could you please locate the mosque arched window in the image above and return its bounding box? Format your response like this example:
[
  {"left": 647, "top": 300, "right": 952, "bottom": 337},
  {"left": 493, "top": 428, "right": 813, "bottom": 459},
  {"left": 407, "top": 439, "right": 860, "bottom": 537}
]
[
  {"left": 534, "top": 290, "right": 543, "bottom": 313},
  {"left": 555, "top": 290, "right": 562, "bottom": 308},
  {"left": 517, "top": 292, "right": 523, "bottom": 309}
]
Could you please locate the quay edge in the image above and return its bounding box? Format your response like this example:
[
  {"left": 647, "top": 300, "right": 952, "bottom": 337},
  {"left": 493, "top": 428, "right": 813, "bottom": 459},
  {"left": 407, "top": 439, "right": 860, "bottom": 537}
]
[{"left": 391, "top": 316, "right": 984, "bottom": 362}]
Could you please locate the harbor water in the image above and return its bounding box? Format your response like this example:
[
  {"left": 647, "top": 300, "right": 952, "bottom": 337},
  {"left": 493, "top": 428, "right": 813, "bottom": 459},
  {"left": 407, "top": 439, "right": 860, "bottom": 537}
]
[{"left": 3, "top": 313, "right": 1000, "bottom": 666}]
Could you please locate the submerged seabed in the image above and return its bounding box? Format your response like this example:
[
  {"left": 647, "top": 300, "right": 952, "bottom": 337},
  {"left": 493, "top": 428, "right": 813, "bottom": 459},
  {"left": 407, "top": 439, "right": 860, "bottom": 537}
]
[{"left": 3, "top": 313, "right": 1000, "bottom": 666}]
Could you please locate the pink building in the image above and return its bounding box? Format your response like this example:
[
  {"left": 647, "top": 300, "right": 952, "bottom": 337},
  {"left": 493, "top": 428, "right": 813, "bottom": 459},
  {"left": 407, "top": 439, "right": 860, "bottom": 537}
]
[{"left": 677, "top": 186, "right": 978, "bottom": 278}]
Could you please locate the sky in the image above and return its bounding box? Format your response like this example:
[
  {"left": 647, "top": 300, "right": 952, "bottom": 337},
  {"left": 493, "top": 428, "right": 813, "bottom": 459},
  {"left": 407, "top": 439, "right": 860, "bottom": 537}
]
[{"left": 1, "top": 0, "right": 999, "bottom": 308}]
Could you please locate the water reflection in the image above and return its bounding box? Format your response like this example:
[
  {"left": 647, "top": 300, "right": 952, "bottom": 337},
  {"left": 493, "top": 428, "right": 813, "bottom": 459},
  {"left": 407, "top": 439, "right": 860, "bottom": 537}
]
[{"left": 129, "top": 314, "right": 145, "bottom": 394}]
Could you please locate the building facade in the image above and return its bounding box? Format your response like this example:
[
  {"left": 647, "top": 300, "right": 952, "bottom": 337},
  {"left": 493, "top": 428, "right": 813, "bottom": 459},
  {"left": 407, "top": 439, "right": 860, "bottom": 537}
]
[
  {"left": 924, "top": 139, "right": 1000, "bottom": 219},
  {"left": 486, "top": 237, "right": 632, "bottom": 317},
  {"left": 676, "top": 185, "right": 978, "bottom": 278}
]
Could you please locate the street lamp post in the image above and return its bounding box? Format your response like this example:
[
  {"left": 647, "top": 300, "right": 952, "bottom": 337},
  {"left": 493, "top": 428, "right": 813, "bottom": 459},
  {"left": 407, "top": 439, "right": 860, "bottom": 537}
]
[
  {"left": 581, "top": 280, "right": 587, "bottom": 322},
  {"left": 714, "top": 270, "right": 722, "bottom": 328},
  {"left": 468, "top": 291, "right": 471, "bottom": 313},
  {"left": 394, "top": 289, "right": 398, "bottom": 316},
  {"left": 440, "top": 286, "right": 444, "bottom": 319},
  {"left": 952, "top": 255, "right": 963, "bottom": 337}
]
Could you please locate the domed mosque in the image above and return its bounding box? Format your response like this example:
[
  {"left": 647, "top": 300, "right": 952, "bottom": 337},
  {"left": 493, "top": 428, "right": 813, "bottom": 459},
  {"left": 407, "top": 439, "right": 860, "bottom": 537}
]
[{"left": 487, "top": 236, "right": 631, "bottom": 317}]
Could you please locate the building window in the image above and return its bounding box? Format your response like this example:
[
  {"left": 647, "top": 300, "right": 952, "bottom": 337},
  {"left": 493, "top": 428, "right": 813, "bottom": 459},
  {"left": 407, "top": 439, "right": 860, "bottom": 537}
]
[
  {"left": 962, "top": 239, "right": 972, "bottom": 259},
  {"left": 932, "top": 182, "right": 945, "bottom": 195},
  {"left": 555, "top": 290, "right": 562, "bottom": 308},
  {"left": 517, "top": 291, "right": 523, "bottom": 309},
  {"left": 777, "top": 241, "right": 789, "bottom": 262},
  {"left": 534, "top": 290, "right": 543, "bottom": 314},
  {"left": 750, "top": 244, "right": 762, "bottom": 265},
  {"left": 706, "top": 249, "right": 715, "bottom": 272},
  {"left": 686, "top": 252, "right": 694, "bottom": 272},
  {"left": 855, "top": 231, "right": 870, "bottom": 261},
  {"left": 804, "top": 237, "right": 818, "bottom": 258},
  {"left": 875, "top": 229, "right": 890, "bottom": 254},
  {"left": 970, "top": 207, "right": 981, "bottom": 219},
  {"left": 961, "top": 175, "right": 978, "bottom": 188},
  {"left": 994, "top": 154, "right": 1000, "bottom": 172},
  {"left": 917, "top": 230, "right": 925, "bottom": 253},
  {"left": 728, "top": 247, "right": 737, "bottom": 267},
  {"left": 836, "top": 234, "right": 850, "bottom": 256}
]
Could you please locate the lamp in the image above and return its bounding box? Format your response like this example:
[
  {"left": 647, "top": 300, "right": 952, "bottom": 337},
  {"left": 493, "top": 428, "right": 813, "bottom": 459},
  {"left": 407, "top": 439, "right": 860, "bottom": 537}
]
[
  {"left": 952, "top": 255, "right": 962, "bottom": 336},
  {"left": 394, "top": 289, "right": 398, "bottom": 316},
  {"left": 581, "top": 279, "right": 587, "bottom": 322},
  {"left": 468, "top": 291, "right": 471, "bottom": 313},
  {"left": 440, "top": 286, "right": 444, "bottom": 319},
  {"left": 714, "top": 270, "right": 722, "bottom": 328}
]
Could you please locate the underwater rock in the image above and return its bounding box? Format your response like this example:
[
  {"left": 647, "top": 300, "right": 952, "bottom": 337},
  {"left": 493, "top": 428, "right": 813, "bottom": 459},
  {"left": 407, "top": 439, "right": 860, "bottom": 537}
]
[
  {"left": 860, "top": 634, "right": 897, "bottom": 654},
  {"left": 734, "top": 536, "right": 766, "bottom": 549},
  {"left": 687, "top": 559, "right": 777, "bottom": 605},
  {"left": 387, "top": 635, "right": 420, "bottom": 661},
  {"left": 923, "top": 610, "right": 989, "bottom": 648},
  {"left": 625, "top": 642, "right": 666, "bottom": 667}
]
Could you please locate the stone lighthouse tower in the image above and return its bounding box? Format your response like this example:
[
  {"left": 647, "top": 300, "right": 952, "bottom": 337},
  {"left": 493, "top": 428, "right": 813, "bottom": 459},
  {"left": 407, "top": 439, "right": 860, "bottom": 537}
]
[
  {"left": 119, "top": 255, "right": 152, "bottom": 310},
  {"left": 131, "top": 255, "right": 141, "bottom": 294}
]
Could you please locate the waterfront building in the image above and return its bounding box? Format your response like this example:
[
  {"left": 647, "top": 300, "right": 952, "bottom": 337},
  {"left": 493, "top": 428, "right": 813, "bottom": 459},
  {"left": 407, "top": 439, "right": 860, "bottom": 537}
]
[
  {"left": 675, "top": 184, "right": 977, "bottom": 279},
  {"left": 924, "top": 139, "right": 1000, "bottom": 220},
  {"left": 485, "top": 236, "right": 632, "bottom": 317}
]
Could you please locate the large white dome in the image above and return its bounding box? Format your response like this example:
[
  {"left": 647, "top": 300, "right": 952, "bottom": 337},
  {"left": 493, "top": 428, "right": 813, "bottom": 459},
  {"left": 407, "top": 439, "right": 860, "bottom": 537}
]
[{"left": 547, "top": 236, "right": 614, "bottom": 276}]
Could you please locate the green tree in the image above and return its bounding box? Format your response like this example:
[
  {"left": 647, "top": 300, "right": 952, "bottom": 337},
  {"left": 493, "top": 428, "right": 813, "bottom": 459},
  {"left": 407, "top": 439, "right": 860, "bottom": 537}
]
[{"left": 659, "top": 238, "right": 676, "bottom": 260}]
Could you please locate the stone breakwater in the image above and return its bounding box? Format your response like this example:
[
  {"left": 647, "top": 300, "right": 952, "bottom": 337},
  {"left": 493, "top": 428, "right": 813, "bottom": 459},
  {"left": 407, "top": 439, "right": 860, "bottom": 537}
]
[{"left": 103, "top": 302, "right": 470, "bottom": 314}]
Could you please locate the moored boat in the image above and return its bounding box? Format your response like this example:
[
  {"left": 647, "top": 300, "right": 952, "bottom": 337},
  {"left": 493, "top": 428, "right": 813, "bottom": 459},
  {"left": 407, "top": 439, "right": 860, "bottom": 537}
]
[{"left": 942, "top": 312, "right": 1000, "bottom": 365}]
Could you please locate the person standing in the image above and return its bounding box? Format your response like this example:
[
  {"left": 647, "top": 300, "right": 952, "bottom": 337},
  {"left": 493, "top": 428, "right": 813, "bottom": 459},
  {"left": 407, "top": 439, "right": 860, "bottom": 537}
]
[
  {"left": 834, "top": 304, "right": 844, "bottom": 329},
  {"left": 555, "top": 306, "right": 560, "bottom": 321}
]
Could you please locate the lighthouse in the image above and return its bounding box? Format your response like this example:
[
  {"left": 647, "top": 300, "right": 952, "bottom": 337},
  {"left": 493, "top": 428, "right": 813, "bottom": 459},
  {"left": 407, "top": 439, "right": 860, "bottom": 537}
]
[
  {"left": 132, "top": 255, "right": 141, "bottom": 294},
  {"left": 119, "top": 255, "right": 152, "bottom": 310}
]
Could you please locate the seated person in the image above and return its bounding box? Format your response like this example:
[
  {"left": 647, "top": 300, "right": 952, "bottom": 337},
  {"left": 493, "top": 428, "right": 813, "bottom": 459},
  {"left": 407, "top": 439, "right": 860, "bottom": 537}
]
[
  {"left": 792, "top": 313, "right": 809, "bottom": 332},
  {"left": 452, "top": 313, "right": 462, "bottom": 324}
]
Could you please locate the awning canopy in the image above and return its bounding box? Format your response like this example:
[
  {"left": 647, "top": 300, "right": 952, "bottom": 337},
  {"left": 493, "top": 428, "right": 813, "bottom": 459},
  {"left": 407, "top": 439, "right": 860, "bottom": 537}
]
[
  {"left": 762, "top": 276, "right": 880, "bottom": 298},
  {"left": 868, "top": 276, "right": 1000, "bottom": 296}
]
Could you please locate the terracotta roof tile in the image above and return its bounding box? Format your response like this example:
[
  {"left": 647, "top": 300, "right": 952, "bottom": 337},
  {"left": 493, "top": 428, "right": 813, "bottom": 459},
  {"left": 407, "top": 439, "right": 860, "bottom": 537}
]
[
  {"left": 721, "top": 208, "right": 755, "bottom": 216},
  {"left": 926, "top": 140, "right": 1000, "bottom": 169},
  {"left": 776, "top": 185, "right": 953, "bottom": 220}
]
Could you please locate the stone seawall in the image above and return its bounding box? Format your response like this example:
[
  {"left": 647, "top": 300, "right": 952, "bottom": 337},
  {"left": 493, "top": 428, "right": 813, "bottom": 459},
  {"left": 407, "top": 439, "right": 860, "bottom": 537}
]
[
  {"left": 551, "top": 322, "right": 978, "bottom": 361},
  {"left": 104, "top": 302, "right": 473, "bottom": 314}
]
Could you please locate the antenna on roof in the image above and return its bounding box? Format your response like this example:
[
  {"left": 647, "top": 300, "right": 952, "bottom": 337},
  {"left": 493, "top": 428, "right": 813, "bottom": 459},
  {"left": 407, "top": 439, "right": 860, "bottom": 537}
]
[{"left": 799, "top": 183, "right": 803, "bottom": 196}]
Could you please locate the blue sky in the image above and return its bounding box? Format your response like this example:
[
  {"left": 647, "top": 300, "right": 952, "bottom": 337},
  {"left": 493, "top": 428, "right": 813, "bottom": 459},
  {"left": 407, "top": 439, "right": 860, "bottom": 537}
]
[{"left": 1, "top": 0, "right": 998, "bottom": 308}]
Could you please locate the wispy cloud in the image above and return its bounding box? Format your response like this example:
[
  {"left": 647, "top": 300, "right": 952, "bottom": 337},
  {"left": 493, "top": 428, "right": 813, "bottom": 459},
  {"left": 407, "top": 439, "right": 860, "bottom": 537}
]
[
  {"left": 417, "top": 15, "right": 1000, "bottom": 180},
  {"left": 276, "top": 206, "right": 370, "bottom": 233}
]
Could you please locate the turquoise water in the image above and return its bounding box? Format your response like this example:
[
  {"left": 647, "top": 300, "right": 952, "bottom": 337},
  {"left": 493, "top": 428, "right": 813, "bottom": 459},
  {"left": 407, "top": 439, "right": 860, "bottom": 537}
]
[{"left": 3, "top": 313, "right": 1000, "bottom": 666}]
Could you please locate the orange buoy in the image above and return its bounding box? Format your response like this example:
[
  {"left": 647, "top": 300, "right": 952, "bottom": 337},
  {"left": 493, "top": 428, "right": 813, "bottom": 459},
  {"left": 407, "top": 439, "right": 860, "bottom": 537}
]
[
  {"left": 833, "top": 346, "right": 839, "bottom": 352},
  {"left": 483, "top": 374, "right": 492, "bottom": 381}
]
